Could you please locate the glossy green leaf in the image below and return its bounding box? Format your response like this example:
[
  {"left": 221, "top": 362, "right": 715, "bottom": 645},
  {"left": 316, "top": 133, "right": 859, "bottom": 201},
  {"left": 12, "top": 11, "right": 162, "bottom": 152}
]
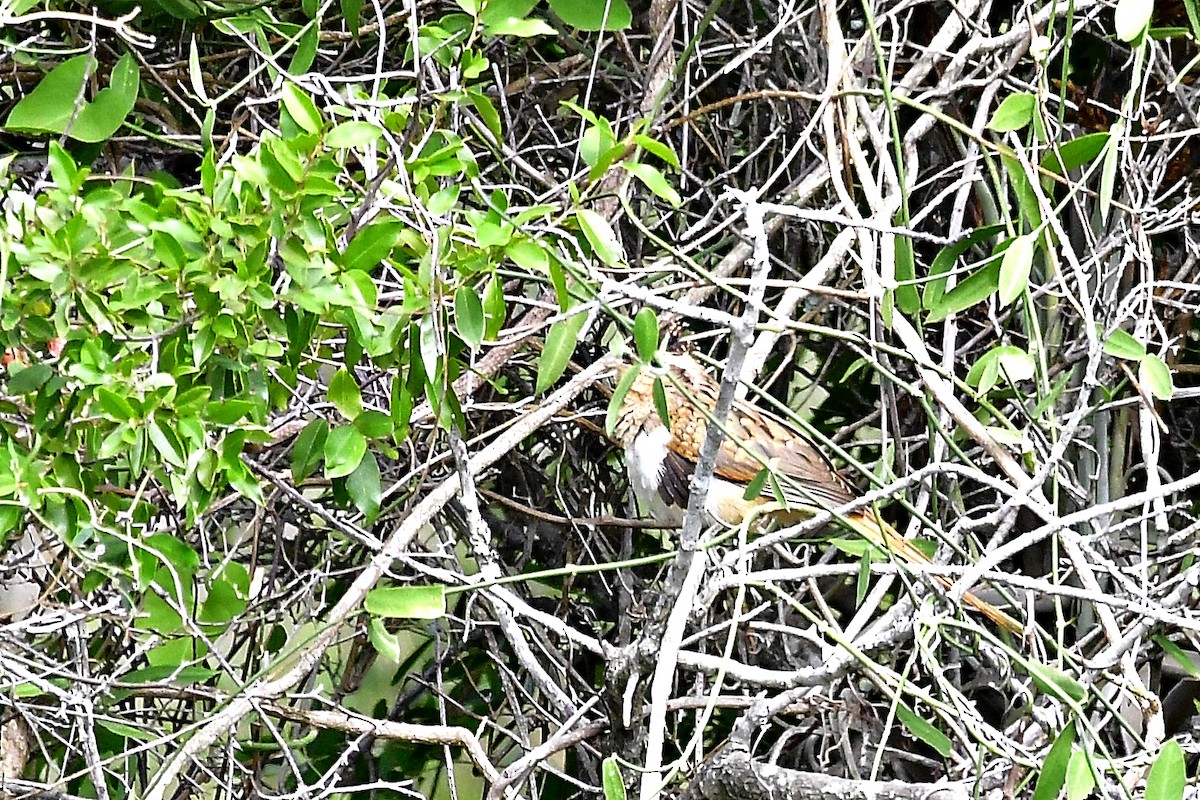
[
  {"left": 895, "top": 702, "right": 951, "bottom": 757},
  {"left": 346, "top": 450, "right": 381, "bottom": 522},
  {"left": 987, "top": 93, "right": 1036, "bottom": 132},
  {"left": 634, "top": 133, "right": 680, "bottom": 168},
  {"left": 926, "top": 260, "right": 1001, "bottom": 322},
  {"left": 1104, "top": 328, "right": 1147, "bottom": 360},
  {"left": 576, "top": 209, "right": 623, "bottom": 265},
  {"left": 536, "top": 313, "right": 587, "bottom": 394},
  {"left": 6, "top": 53, "right": 140, "bottom": 142},
  {"left": 324, "top": 426, "right": 367, "bottom": 479},
  {"left": 291, "top": 419, "right": 329, "bottom": 482},
  {"left": 1065, "top": 749, "right": 1096, "bottom": 800},
  {"left": 507, "top": 239, "right": 549, "bottom": 273},
  {"left": 652, "top": 377, "right": 670, "bottom": 427},
  {"left": 326, "top": 121, "right": 382, "bottom": 149},
  {"left": 1032, "top": 721, "right": 1076, "bottom": 800},
  {"left": 1156, "top": 636, "right": 1200, "bottom": 679},
  {"left": 455, "top": 286, "right": 485, "bottom": 351},
  {"left": 547, "top": 0, "right": 631, "bottom": 30},
  {"left": 632, "top": 307, "right": 659, "bottom": 360},
  {"left": 923, "top": 224, "right": 1004, "bottom": 310},
  {"left": 1140, "top": 354, "right": 1174, "bottom": 400},
  {"left": 1028, "top": 660, "right": 1086, "bottom": 704},
  {"left": 1041, "top": 132, "right": 1110, "bottom": 176},
  {"left": 623, "top": 162, "right": 681, "bottom": 206},
  {"left": 342, "top": 220, "right": 403, "bottom": 271},
  {"left": 1146, "top": 740, "right": 1186, "bottom": 800},
  {"left": 486, "top": 15, "right": 556, "bottom": 36},
  {"left": 329, "top": 368, "right": 364, "bottom": 421},
  {"left": 282, "top": 84, "right": 322, "bottom": 135},
  {"left": 483, "top": 275, "right": 507, "bottom": 339},
  {"left": 602, "top": 757, "right": 626, "bottom": 800},
  {"left": 148, "top": 418, "right": 187, "bottom": 468},
  {"left": 365, "top": 585, "right": 447, "bottom": 619},
  {"left": 998, "top": 234, "right": 1036, "bottom": 306}
]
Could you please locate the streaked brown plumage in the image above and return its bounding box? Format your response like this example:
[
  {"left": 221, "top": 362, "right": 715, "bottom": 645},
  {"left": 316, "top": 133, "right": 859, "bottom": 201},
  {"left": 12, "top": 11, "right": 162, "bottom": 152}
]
[{"left": 615, "top": 352, "right": 1022, "bottom": 635}]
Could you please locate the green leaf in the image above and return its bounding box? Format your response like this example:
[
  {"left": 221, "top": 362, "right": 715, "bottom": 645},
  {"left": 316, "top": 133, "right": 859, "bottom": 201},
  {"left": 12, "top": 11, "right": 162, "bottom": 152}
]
[
  {"left": 346, "top": 450, "right": 381, "bottom": 522},
  {"left": 342, "top": 220, "right": 403, "bottom": 271},
  {"left": 1027, "top": 660, "right": 1086, "bottom": 704},
  {"left": 1115, "top": 0, "right": 1153, "bottom": 40},
  {"left": 1140, "top": 354, "right": 1174, "bottom": 400},
  {"left": 324, "top": 426, "right": 367, "bottom": 479},
  {"left": 1065, "top": 749, "right": 1096, "bottom": 800},
  {"left": 576, "top": 209, "right": 624, "bottom": 265},
  {"left": 601, "top": 757, "right": 626, "bottom": 800},
  {"left": 998, "top": 233, "right": 1036, "bottom": 306},
  {"left": 329, "top": 369, "right": 364, "bottom": 421},
  {"left": 922, "top": 224, "right": 1004, "bottom": 310},
  {"left": 96, "top": 387, "right": 138, "bottom": 421},
  {"left": 1156, "top": 636, "right": 1200, "bottom": 679},
  {"left": 365, "top": 585, "right": 447, "bottom": 619},
  {"left": 1146, "top": 740, "right": 1186, "bottom": 800},
  {"left": 606, "top": 363, "right": 641, "bottom": 436},
  {"left": 7, "top": 364, "right": 52, "bottom": 395},
  {"left": 341, "top": 0, "right": 362, "bottom": 33},
  {"left": 455, "top": 286, "right": 485, "bottom": 351},
  {"left": 623, "top": 162, "right": 681, "bottom": 206},
  {"left": 1032, "top": 721, "right": 1076, "bottom": 800},
  {"left": 894, "top": 703, "right": 951, "bottom": 758},
  {"left": 632, "top": 307, "right": 659, "bottom": 360},
  {"left": 1103, "top": 328, "right": 1147, "bottom": 360},
  {"left": 987, "top": 93, "right": 1036, "bottom": 132},
  {"left": 148, "top": 418, "right": 186, "bottom": 468},
  {"left": 892, "top": 234, "right": 919, "bottom": 314},
  {"left": 926, "top": 259, "right": 1001, "bottom": 322},
  {"left": 291, "top": 419, "right": 329, "bottom": 482},
  {"left": 547, "top": 0, "right": 631, "bottom": 30},
  {"left": 536, "top": 313, "right": 587, "bottom": 394},
  {"left": 354, "top": 410, "right": 393, "bottom": 439},
  {"left": 743, "top": 468, "right": 769, "bottom": 501},
  {"left": 326, "top": 121, "right": 382, "bottom": 149},
  {"left": 1041, "top": 132, "right": 1110, "bottom": 176},
  {"left": 483, "top": 275, "right": 506, "bottom": 339},
  {"left": 485, "top": 14, "right": 556, "bottom": 37},
  {"left": 506, "top": 239, "right": 549, "bottom": 273},
  {"left": 6, "top": 53, "right": 140, "bottom": 142},
  {"left": 282, "top": 84, "right": 322, "bottom": 134},
  {"left": 634, "top": 133, "right": 680, "bottom": 168},
  {"left": 652, "top": 378, "right": 670, "bottom": 428}
]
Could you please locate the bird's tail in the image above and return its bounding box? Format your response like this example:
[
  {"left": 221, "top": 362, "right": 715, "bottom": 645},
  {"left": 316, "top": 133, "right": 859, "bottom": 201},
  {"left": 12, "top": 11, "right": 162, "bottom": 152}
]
[{"left": 845, "top": 511, "right": 1023, "bottom": 635}]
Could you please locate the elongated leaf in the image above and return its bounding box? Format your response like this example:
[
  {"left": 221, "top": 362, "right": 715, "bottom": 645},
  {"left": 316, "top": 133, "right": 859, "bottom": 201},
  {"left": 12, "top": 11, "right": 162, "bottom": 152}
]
[
  {"left": 926, "top": 260, "right": 1001, "bottom": 322},
  {"left": 895, "top": 703, "right": 951, "bottom": 758},
  {"left": 329, "top": 369, "right": 364, "bottom": 421},
  {"left": 365, "top": 585, "right": 446, "bottom": 619},
  {"left": 923, "top": 224, "right": 1005, "bottom": 310},
  {"left": 606, "top": 363, "right": 641, "bottom": 436},
  {"left": 455, "top": 286, "right": 485, "bottom": 351},
  {"left": 1032, "top": 721, "right": 1077, "bottom": 800},
  {"left": 292, "top": 419, "right": 329, "bottom": 482},
  {"left": 632, "top": 307, "right": 659, "bottom": 360},
  {"left": 999, "top": 234, "right": 1036, "bottom": 306},
  {"left": 536, "top": 313, "right": 587, "bottom": 394},
  {"left": 1146, "top": 740, "right": 1186, "bottom": 800},
  {"left": 1140, "top": 354, "right": 1174, "bottom": 400},
  {"left": 346, "top": 450, "right": 381, "bottom": 522},
  {"left": 602, "top": 757, "right": 627, "bottom": 800},
  {"left": 1065, "top": 749, "right": 1096, "bottom": 800},
  {"left": 576, "top": 209, "right": 623, "bottom": 265},
  {"left": 548, "top": 0, "right": 631, "bottom": 30}
]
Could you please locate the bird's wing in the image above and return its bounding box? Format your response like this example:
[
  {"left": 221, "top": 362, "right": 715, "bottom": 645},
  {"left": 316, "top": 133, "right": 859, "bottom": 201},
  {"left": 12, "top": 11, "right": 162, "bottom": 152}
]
[{"left": 661, "top": 391, "right": 857, "bottom": 512}]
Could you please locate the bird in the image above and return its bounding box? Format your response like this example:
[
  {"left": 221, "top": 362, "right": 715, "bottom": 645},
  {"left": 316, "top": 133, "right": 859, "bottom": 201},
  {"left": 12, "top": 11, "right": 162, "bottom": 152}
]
[{"left": 613, "top": 351, "right": 1023, "bottom": 635}]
